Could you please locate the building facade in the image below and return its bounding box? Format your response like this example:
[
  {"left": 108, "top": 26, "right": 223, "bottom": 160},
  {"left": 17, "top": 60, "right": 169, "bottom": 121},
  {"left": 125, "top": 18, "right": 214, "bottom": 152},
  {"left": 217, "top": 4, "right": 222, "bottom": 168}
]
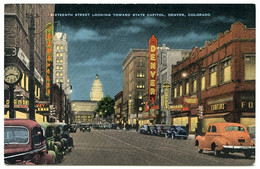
[
  {"left": 114, "top": 91, "right": 123, "bottom": 127},
  {"left": 4, "top": 4, "right": 55, "bottom": 122},
  {"left": 122, "top": 49, "right": 149, "bottom": 126},
  {"left": 157, "top": 44, "right": 191, "bottom": 125},
  {"left": 171, "top": 22, "right": 255, "bottom": 133},
  {"left": 71, "top": 100, "right": 97, "bottom": 123}
]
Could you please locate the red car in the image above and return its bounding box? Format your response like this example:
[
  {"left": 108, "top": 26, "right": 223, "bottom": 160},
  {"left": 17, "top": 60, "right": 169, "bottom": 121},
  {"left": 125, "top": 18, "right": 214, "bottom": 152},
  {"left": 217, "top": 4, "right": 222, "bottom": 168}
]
[
  {"left": 4, "top": 119, "right": 55, "bottom": 164},
  {"left": 195, "top": 122, "right": 255, "bottom": 158}
]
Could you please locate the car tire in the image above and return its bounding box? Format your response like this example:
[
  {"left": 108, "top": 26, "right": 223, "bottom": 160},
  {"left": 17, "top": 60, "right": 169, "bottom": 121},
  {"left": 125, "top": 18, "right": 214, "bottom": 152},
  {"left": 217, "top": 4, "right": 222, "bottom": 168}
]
[
  {"left": 171, "top": 133, "right": 175, "bottom": 139},
  {"left": 213, "top": 146, "right": 221, "bottom": 157},
  {"left": 197, "top": 146, "right": 203, "bottom": 153},
  {"left": 183, "top": 137, "right": 188, "bottom": 140},
  {"left": 244, "top": 150, "right": 252, "bottom": 159}
]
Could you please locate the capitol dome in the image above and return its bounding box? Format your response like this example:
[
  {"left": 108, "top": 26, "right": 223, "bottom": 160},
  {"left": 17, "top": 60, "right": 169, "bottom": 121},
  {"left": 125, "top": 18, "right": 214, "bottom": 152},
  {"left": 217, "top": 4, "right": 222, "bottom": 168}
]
[{"left": 90, "top": 74, "right": 104, "bottom": 101}]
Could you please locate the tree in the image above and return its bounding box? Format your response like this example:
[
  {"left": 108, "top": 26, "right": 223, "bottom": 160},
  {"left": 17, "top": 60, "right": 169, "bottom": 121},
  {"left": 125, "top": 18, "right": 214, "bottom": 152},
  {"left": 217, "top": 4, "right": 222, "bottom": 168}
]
[{"left": 96, "top": 96, "right": 115, "bottom": 118}]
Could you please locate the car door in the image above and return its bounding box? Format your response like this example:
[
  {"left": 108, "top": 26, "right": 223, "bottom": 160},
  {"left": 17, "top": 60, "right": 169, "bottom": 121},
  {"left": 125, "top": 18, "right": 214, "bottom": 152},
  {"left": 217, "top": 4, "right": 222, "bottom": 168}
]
[
  {"left": 203, "top": 125, "right": 212, "bottom": 149},
  {"left": 205, "top": 125, "right": 218, "bottom": 150}
]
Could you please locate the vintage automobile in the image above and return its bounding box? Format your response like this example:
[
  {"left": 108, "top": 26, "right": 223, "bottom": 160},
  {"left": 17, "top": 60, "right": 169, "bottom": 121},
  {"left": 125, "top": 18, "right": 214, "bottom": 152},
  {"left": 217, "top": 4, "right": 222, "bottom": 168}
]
[
  {"left": 69, "top": 124, "right": 77, "bottom": 133},
  {"left": 195, "top": 122, "right": 255, "bottom": 158},
  {"left": 55, "top": 122, "right": 74, "bottom": 152},
  {"left": 139, "top": 125, "right": 151, "bottom": 135},
  {"left": 80, "top": 123, "right": 91, "bottom": 132},
  {"left": 165, "top": 125, "right": 188, "bottom": 140},
  {"left": 40, "top": 122, "right": 63, "bottom": 163},
  {"left": 4, "top": 119, "right": 55, "bottom": 164}
]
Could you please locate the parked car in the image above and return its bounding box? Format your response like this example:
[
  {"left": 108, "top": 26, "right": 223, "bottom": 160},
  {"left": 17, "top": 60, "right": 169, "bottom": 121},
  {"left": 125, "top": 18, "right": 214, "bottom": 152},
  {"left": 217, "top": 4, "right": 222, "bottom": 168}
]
[
  {"left": 40, "top": 122, "right": 63, "bottom": 163},
  {"left": 139, "top": 125, "right": 151, "bottom": 135},
  {"left": 165, "top": 125, "right": 188, "bottom": 139},
  {"left": 195, "top": 122, "right": 255, "bottom": 158},
  {"left": 55, "top": 122, "right": 74, "bottom": 152},
  {"left": 156, "top": 125, "right": 170, "bottom": 137},
  {"left": 80, "top": 123, "right": 91, "bottom": 132},
  {"left": 247, "top": 125, "right": 255, "bottom": 143},
  {"left": 4, "top": 119, "right": 55, "bottom": 164}
]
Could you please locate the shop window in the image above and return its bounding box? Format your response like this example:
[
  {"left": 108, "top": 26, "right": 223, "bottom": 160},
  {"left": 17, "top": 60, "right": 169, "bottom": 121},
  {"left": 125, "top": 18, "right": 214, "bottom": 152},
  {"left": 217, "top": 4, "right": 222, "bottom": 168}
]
[
  {"left": 244, "top": 54, "right": 255, "bottom": 80},
  {"left": 38, "top": 87, "right": 40, "bottom": 99},
  {"left": 174, "top": 87, "right": 177, "bottom": 98},
  {"left": 209, "top": 65, "right": 218, "bottom": 87},
  {"left": 221, "top": 58, "right": 231, "bottom": 83},
  {"left": 21, "top": 73, "right": 25, "bottom": 89}
]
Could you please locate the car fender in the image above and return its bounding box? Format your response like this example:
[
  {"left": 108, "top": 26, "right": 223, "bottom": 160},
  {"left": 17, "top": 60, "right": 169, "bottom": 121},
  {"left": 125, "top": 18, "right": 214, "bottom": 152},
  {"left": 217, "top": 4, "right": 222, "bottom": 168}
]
[
  {"left": 212, "top": 137, "right": 229, "bottom": 151},
  {"left": 195, "top": 135, "right": 205, "bottom": 147}
]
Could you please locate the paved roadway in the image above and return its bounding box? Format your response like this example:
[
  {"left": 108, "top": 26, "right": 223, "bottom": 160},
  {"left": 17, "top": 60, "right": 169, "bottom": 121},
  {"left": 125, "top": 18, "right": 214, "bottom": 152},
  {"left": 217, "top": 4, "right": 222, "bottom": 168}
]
[{"left": 60, "top": 129, "right": 255, "bottom": 166}]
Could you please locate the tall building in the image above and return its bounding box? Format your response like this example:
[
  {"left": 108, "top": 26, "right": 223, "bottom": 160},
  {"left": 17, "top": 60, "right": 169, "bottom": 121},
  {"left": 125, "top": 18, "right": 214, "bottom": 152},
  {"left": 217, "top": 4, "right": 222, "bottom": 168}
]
[
  {"left": 171, "top": 22, "right": 255, "bottom": 133},
  {"left": 114, "top": 91, "right": 123, "bottom": 126},
  {"left": 90, "top": 74, "right": 104, "bottom": 101},
  {"left": 4, "top": 4, "right": 55, "bottom": 121},
  {"left": 53, "top": 32, "right": 71, "bottom": 95},
  {"left": 157, "top": 44, "right": 191, "bottom": 125},
  {"left": 122, "top": 49, "right": 149, "bottom": 125}
]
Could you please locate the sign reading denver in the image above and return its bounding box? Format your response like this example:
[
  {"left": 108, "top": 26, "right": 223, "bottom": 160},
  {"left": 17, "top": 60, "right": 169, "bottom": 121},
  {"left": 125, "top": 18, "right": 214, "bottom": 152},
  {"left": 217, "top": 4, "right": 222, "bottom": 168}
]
[{"left": 148, "top": 35, "right": 158, "bottom": 105}]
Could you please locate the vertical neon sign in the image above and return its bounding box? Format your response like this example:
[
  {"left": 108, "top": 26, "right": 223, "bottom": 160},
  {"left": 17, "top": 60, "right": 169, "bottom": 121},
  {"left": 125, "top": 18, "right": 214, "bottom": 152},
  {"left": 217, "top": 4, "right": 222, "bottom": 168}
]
[
  {"left": 148, "top": 35, "right": 158, "bottom": 105},
  {"left": 46, "top": 23, "right": 53, "bottom": 96}
]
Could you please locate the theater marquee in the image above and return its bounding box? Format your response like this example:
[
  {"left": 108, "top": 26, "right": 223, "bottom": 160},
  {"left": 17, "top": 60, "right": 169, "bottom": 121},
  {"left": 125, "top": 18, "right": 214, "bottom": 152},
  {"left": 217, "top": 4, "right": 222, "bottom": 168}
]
[{"left": 148, "top": 35, "right": 158, "bottom": 105}]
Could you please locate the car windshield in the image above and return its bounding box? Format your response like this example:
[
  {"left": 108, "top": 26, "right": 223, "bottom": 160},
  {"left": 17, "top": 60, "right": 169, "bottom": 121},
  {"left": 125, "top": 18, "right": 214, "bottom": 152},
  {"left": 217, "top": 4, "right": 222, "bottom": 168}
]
[
  {"left": 164, "top": 126, "right": 171, "bottom": 130},
  {"left": 226, "top": 126, "right": 245, "bottom": 132},
  {"left": 4, "top": 127, "right": 29, "bottom": 144}
]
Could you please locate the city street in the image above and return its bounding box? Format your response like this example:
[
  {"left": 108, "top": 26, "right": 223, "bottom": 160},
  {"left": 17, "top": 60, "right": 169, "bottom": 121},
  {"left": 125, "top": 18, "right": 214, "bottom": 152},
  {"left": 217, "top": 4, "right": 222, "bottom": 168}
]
[{"left": 60, "top": 129, "right": 255, "bottom": 166}]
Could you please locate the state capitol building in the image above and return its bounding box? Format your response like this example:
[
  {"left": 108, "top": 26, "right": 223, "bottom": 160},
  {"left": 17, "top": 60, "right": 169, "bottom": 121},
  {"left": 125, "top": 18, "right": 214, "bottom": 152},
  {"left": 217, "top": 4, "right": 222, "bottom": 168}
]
[{"left": 71, "top": 74, "right": 104, "bottom": 123}]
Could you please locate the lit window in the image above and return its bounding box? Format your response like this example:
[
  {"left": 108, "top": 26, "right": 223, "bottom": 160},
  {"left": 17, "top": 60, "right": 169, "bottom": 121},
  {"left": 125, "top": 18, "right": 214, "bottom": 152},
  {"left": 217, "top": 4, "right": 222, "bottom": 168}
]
[
  {"left": 221, "top": 58, "right": 231, "bottom": 83},
  {"left": 60, "top": 72, "right": 63, "bottom": 77},
  {"left": 56, "top": 72, "right": 59, "bottom": 76},
  {"left": 60, "top": 66, "right": 63, "bottom": 70},
  {"left": 56, "top": 53, "right": 60, "bottom": 57},
  {"left": 60, "top": 53, "right": 63, "bottom": 57},
  {"left": 56, "top": 66, "right": 59, "bottom": 70},
  {"left": 174, "top": 87, "right": 177, "bottom": 98},
  {"left": 56, "top": 59, "right": 59, "bottom": 63},
  {"left": 210, "top": 65, "right": 217, "bottom": 87},
  {"left": 56, "top": 79, "right": 59, "bottom": 83},
  {"left": 60, "top": 79, "right": 63, "bottom": 83},
  {"left": 60, "top": 46, "right": 63, "bottom": 50},
  {"left": 56, "top": 45, "right": 59, "bottom": 50},
  {"left": 185, "top": 81, "right": 189, "bottom": 95},
  {"left": 244, "top": 54, "right": 255, "bottom": 80},
  {"left": 21, "top": 73, "right": 25, "bottom": 89},
  {"left": 201, "top": 71, "right": 205, "bottom": 90},
  {"left": 179, "top": 85, "right": 182, "bottom": 96},
  {"left": 60, "top": 59, "right": 63, "bottom": 63},
  {"left": 139, "top": 60, "right": 144, "bottom": 67}
]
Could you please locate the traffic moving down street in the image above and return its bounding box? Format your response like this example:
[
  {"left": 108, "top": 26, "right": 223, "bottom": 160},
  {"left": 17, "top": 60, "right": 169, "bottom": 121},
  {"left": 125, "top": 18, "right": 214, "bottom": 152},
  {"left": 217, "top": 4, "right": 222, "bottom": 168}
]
[{"left": 60, "top": 129, "right": 254, "bottom": 166}]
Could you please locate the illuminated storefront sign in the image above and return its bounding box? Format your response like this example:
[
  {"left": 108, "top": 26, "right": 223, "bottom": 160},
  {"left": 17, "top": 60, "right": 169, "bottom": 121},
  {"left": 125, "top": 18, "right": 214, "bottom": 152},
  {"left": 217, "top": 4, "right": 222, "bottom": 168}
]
[
  {"left": 210, "top": 103, "right": 225, "bottom": 111},
  {"left": 46, "top": 23, "right": 53, "bottom": 96},
  {"left": 5, "top": 99, "right": 29, "bottom": 109},
  {"left": 163, "top": 82, "right": 171, "bottom": 110},
  {"left": 184, "top": 97, "right": 198, "bottom": 105},
  {"left": 36, "top": 103, "right": 50, "bottom": 112},
  {"left": 148, "top": 35, "right": 158, "bottom": 104}
]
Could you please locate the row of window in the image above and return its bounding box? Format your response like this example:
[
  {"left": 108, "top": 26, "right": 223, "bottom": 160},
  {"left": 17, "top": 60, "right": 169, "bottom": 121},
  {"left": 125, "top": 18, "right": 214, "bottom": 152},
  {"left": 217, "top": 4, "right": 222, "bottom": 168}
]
[
  {"left": 18, "top": 73, "right": 40, "bottom": 99},
  {"left": 173, "top": 55, "right": 255, "bottom": 98},
  {"left": 56, "top": 78, "right": 63, "bottom": 84},
  {"left": 56, "top": 45, "right": 64, "bottom": 50},
  {"left": 56, "top": 58, "right": 63, "bottom": 63},
  {"left": 56, "top": 65, "right": 63, "bottom": 70},
  {"left": 56, "top": 52, "right": 63, "bottom": 57},
  {"left": 56, "top": 72, "right": 63, "bottom": 77},
  {"left": 137, "top": 70, "right": 145, "bottom": 78}
]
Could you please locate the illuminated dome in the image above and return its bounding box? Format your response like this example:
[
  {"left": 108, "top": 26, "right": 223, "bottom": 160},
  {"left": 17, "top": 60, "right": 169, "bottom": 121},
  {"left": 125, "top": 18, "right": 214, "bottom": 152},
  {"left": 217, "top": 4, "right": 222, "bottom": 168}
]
[{"left": 90, "top": 74, "right": 104, "bottom": 101}]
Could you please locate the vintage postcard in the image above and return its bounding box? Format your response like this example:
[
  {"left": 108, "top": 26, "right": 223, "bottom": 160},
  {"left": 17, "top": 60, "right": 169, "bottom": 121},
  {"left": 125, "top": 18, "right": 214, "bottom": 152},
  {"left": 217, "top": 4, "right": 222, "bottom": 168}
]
[{"left": 3, "top": 3, "right": 256, "bottom": 166}]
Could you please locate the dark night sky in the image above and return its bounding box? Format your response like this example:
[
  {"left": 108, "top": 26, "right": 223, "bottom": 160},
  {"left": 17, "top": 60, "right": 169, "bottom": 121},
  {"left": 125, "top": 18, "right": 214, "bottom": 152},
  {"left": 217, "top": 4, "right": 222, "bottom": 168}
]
[{"left": 54, "top": 4, "right": 255, "bottom": 101}]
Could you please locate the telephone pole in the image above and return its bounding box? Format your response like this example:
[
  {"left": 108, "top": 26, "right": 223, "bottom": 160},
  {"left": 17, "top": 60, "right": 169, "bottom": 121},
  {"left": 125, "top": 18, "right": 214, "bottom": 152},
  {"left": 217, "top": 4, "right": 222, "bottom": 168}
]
[{"left": 28, "top": 13, "right": 36, "bottom": 120}]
